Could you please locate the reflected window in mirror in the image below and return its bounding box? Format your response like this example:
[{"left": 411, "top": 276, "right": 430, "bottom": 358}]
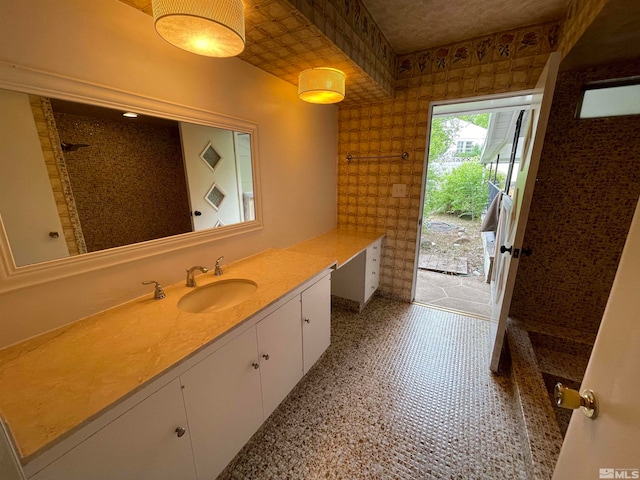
[{"left": 0, "top": 88, "right": 256, "bottom": 267}]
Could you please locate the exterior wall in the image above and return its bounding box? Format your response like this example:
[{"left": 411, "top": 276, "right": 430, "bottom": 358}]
[
  {"left": 0, "top": 0, "right": 337, "bottom": 347},
  {"left": 338, "top": 22, "right": 560, "bottom": 300},
  {"left": 510, "top": 58, "right": 640, "bottom": 335}
]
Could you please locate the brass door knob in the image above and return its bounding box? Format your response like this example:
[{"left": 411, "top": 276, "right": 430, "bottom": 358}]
[{"left": 554, "top": 383, "right": 598, "bottom": 419}]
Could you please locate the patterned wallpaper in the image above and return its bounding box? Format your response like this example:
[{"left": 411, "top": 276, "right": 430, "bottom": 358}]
[
  {"left": 53, "top": 113, "right": 192, "bottom": 253},
  {"left": 337, "top": 21, "right": 560, "bottom": 300},
  {"left": 396, "top": 21, "right": 561, "bottom": 80},
  {"left": 510, "top": 57, "right": 640, "bottom": 335}
]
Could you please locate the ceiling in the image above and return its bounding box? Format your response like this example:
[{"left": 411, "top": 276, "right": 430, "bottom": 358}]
[
  {"left": 117, "top": 0, "right": 640, "bottom": 103},
  {"left": 362, "top": 0, "right": 569, "bottom": 55}
]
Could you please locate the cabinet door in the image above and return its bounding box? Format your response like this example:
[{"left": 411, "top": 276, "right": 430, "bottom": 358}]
[
  {"left": 302, "top": 275, "right": 331, "bottom": 374},
  {"left": 31, "top": 379, "right": 196, "bottom": 480},
  {"left": 181, "top": 327, "right": 263, "bottom": 480},
  {"left": 256, "top": 296, "right": 303, "bottom": 419}
]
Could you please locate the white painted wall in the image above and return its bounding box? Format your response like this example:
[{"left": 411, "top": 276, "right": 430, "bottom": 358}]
[
  {"left": 0, "top": 0, "right": 337, "bottom": 347},
  {"left": 0, "top": 90, "right": 69, "bottom": 266}
]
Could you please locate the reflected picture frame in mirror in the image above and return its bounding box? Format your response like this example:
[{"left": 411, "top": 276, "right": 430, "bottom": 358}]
[{"left": 0, "top": 61, "right": 262, "bottom": 293}]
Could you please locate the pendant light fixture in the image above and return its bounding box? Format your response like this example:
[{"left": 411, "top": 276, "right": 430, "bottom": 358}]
[
  {"left": 298, "top": 68, "right": 346, "bottom": 104},
  {"left": 152, "top": 0, "right": 245, "bottom": 58}
]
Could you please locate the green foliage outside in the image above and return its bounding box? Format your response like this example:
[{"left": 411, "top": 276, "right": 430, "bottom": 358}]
[
  {"left": 424, "top": 113, "right": 496, "bottom": 220},
  {"left": 428, "top": 117, "right": 460, "bottom": 162},
  {"left": 426, "top": 161, "right": 488, "bottom": 219},
  {"left": 458, "top": 113, "right": 490, "bottom": 129}
]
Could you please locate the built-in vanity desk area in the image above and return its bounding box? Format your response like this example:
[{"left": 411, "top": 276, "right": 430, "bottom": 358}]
[{"left": 0, "top": 229, "right": 383, "bottom": 480}]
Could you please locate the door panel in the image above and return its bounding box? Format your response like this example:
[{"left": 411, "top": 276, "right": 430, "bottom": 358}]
[
  {"left": 181, "top": 327, "right": 263, "bottom": 480},
  {"left": 257, "top": 296, "right": 303, "bottom": 419},
  {"left": 489, "top": 52, "right": 561, "bottom": 372}
]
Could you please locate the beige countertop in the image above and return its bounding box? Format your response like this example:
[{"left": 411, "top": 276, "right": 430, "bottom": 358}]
[
  {"left": 0, "top": 229, "right": 383, "bottom": 463},
  {"left": 286, "top": 228, "right": 384, "bottom": 267}
]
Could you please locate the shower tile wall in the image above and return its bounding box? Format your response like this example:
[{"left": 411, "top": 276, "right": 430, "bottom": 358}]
[
  {"left": 509, "top": 57, "right": 640, "bottom": 335},
  {"left": 53, "top": 113, "right": 192, "bottom": 253},
  {"left": 337, "top": 20, "right": 559, "bottom": 300}
]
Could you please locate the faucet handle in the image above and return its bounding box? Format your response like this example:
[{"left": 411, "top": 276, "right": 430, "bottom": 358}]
[
  {"left": 214, "top": 256, "right": 224, "bottom": 276},
  {"left": 142, "top": 281, "right": 166, "bottom": 300}
]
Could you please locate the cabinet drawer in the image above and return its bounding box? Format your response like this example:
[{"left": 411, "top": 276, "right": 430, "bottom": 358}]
[
  {"left": 365, "top": 239, "right": 381, "bottom": 280},
  {"left": 364, "top": 274, "right": 379, "bottom": 303}
]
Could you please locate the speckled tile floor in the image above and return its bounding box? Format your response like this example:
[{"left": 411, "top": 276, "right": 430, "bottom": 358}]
[
  {"left": 219, "top": 296, "right": 527, "bottom": 480},
  {"left": 414, "top": 270, "right": 492, "bottom": 319}
]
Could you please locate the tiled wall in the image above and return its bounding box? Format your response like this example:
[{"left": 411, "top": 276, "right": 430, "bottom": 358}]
[
  {"left": 337, "top": 21, "right": 560, "bottom": 300},
  {"left": 509, "top": 58, "right": 640, "bottom": 335},
  {"left": 53, "top": 113, "right": 193, "bottom": 253}
]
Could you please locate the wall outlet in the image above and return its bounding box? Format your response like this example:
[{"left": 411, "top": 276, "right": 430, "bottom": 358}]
[{"left": 392, "top": 184, "right": 407, "bottom": 198}]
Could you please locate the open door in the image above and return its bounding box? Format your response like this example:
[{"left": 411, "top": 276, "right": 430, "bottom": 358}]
[
  {"left": 552, "top": 196, "right": 640, "bottom": 478},
  {"left": 488, "top": 52, "right": 561, "bottom": 372}
]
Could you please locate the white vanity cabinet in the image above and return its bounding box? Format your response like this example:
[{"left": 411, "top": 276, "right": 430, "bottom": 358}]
[
  {"left": 25, "top": 273, "right": 332, "bottom": 480},
  {"left": 31, "top": 378, "right": 197, "bottom": 480},
  {"left": 331, "top": 238, "right": 382, "bottom": 310},
  {"left": 180, "top": 326, "right": 264, "bottom": 480},
  {"left": 301, "top": 274, "right": 331, "bottom": 374},
  {"left": 257, "top": 296, "right": 304, "bottom": 419}
]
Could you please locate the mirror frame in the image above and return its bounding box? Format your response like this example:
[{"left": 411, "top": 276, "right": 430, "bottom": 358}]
[{"left": 0, "top": 61, "right": 263, "bottom": 293}]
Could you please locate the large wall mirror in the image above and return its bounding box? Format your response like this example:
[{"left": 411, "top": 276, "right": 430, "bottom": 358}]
[{"left": 0, "top": 64, "right": 261, "bottom": 290}]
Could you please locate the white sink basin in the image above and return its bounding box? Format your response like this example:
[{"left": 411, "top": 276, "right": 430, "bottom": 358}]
[{"left": 178, "top": 279, "right": 258, "bottom": 313}]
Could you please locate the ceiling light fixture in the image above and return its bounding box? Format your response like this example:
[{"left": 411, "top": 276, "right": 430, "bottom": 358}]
[
  {"left": 122, "top": 112, "right": 139, "bottom": 118},
  {"left": 152, "top": 0, "right": 245, "bottom": 58},
  {"left": 298, "top": 68, "right": 346, "bottom": 104}
]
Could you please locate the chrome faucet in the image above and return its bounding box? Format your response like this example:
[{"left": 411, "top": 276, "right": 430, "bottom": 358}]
[
  {"left": 214, "top": 256, "right": 224, "bottom": 276},
  {"left": 186, "top": 266, "right": 208, "bottom": 287},
  {"left": 142, "top": 281, "right": 166, "bottom": 299}
]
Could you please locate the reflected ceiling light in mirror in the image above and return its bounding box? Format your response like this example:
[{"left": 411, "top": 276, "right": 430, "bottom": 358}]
[
  {"left": 152, "top": 0, "right": 245, "bottom": 58},
  {"left": 122, "top": 112, "right": 139, "bottom": 118},
  {"left": 298, "top": 68, "right": 346, "bottom": 104}
]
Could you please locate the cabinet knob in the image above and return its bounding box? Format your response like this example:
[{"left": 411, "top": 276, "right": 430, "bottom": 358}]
[
  {"left": 373, "top": 245, "right": 378, "bottom": 249},
  {"left": 304, "top": 318, "right": 311, "bottom": 323},
  {"left": 372, "top": 258, "right": 377, "bottom": 262},
  {"left": 252, "top": 362, "right": 260, "bottom": 369},
  {"left": 49, "top": 231, "right": 60, "bottom": 238},
  {"left": 262, "top": 354, "right": 270, "bottom": 360},
  {"left": 175, "top": 426, "right": 186, "bottom": 438}
]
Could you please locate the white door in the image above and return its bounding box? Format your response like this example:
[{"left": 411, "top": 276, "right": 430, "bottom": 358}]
[
  {"left": 553, "top": 197, "right": 640, "bottom": 479},
  {"left": 257, "top": 296, "right": 303, "bottom": 419},
  {"left": 488, "top": 52, "right": 561, "bottom": 372},
  {"left": 179, "top": 123, "right": 242, "bottom": 230},
  {"left": 0, "top": 90, "right": 69, "bottom": 266}
]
